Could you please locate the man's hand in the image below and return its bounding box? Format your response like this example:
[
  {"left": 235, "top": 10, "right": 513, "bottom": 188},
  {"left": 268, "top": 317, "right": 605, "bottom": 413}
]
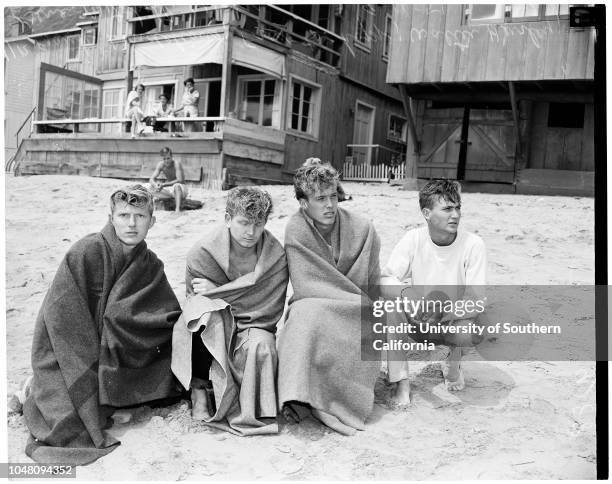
[{"left": 192, "top": 277, "right": 216, "bottom": 294}]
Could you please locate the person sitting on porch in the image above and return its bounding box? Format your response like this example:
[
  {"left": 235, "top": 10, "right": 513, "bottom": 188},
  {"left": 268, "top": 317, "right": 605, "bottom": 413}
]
[
  {"left": 149, "top": 147, "right": 187, "bottom": 213},
  {"left": 22, "top": 185, "right": 182, "bottom": 465},
  {"left": 126, "top": 95, "right": 146, "bottom": 139},
  {"left": 171, "top": 187, "right": 289, "bottom": 435},
  {"left": 277, "top": 162, "right": 381, "bottom": 435},
  {"left": 174, "top": 78, "right": 200, "bottom": 133},
  {"left": 152, "top": 94, "right": 175, "bottom": 132}
]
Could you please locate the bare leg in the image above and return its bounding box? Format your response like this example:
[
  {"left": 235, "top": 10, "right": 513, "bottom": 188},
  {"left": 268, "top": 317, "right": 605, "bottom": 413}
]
[
  {"left": 390, "top": 379, "right": 411, "bottom": 406},
  {"left": 311, "top": 408, "right": 356, "bottom": 436},
  {"left": 191, "top": 386, "right": 211, "bottom": 420},
  {"left": 442, "top": 347, "right": 465, "bottom": 391},
  {"left": 173, "top": 184, "right": 183, "bottom": 213}
]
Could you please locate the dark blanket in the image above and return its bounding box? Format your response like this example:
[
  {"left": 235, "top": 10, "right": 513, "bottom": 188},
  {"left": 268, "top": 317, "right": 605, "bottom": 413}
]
[
  {"left": 23, "top": 222, "right": 181, "bottom": 465},
  {"left": 172, "top": 226, "right": 288, "bottom": 435},
  {"left": 278, "top": 207, "right": 381, "bottom": 432}
]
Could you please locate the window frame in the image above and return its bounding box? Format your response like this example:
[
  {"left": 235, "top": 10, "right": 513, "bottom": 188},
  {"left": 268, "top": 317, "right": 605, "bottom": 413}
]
[
  {"left": 382, "top": 13, "right": 392, "bottom": 62},
  {"left": 387, "top": 113, "right": 408, "bottom": 143},
  {"left": 354, "top": 4, "right": 374, "bottom": 52},
  {"left": 67, "top": 34, "right": 80, "bottom": 62},
  {"left": 235, "top": 74, "right": 282, "bottom": 128},
  {"left": 82, "top": 27, "right": 97, "bottom": 46},
  {"left": 286, "top": 75, "right": 322, "bottom": 140},
  {"left": 468, "top": 4, "right": 572, "bottom": 24},
  {"left": 109, "top": 6, "right": 126, "bottom": 40}
]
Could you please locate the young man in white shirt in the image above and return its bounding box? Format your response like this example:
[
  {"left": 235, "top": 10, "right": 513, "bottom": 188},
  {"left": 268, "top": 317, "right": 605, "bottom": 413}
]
[{"left": 381, "top": 179, "right": 486, "bottom": 405}]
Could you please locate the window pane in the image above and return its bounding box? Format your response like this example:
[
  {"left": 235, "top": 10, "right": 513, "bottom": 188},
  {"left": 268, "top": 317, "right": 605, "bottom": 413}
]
[
  {"left": 246, "top": 81, "right": 260, "bottom": 97},
  {"left": 264, "top": 79, "right": 275, "bottom": 96},
  {"left": 558, "top": 4, "right": 569, "bottom": 16},
  {"left": 291, "top": 113, "right": 299, "bottom": 130},
  {"left": 511, "top": 5, "right": 526, "bottom": 17},
  {"left": 471, "top": 4, "right": 504, "bottom": 20}
]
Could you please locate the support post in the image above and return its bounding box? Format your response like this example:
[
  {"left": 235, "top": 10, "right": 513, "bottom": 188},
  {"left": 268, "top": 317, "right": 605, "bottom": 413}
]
[
  {"left": 508, "top": 81, "right": 523, "bottom": 174},
  {"left": 219, "top": 8, "right": 233, "bottom": 118},
  {"left": 397, "top": 84, "right": 419, "bottom": 190}
]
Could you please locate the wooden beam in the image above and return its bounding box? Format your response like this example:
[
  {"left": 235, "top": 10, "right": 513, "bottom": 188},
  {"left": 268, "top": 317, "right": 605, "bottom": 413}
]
[
  {"left": 398, "top": 84, "right": 420, "bottom": 154},
  {"left": 508, "top": 81, "right": 523, "bottom": 164},
  {"left": 219, "top": 11, "right": 233, "bottom": 118},
  {"left": 405, "top": 91, "right": 594, "bottom": 104}
]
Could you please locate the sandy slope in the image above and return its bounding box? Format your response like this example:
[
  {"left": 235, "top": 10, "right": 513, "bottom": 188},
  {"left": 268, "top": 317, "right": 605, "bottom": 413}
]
[{"left": 5, "top": 175, "right": 596, "bottom": 479}]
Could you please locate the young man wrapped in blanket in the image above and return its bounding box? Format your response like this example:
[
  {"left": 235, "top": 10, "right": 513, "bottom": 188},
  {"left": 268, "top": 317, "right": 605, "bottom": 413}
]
[
  {"left": 171, "top": 187, "right": 288, "bottom": 435},
  {"left": 23, "top": 185, "right": 182, "bottom": 465},
  {"left": 277, "top": 161, "right": 381, "bottom": 435}
]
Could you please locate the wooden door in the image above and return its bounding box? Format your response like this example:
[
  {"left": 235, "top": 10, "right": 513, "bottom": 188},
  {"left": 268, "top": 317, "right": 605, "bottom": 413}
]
[
  {"left": 418, "top": 106, "right": 515, "bottom": 182},
  {"left": 353, "top": 100, "right": 375, "bottom": 164}
]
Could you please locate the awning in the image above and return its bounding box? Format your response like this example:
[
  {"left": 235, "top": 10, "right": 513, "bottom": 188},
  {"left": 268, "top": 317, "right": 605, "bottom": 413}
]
[
  {"left": 132, "top": 34, "right": 224, "bottom": 68},
  {"left": 131, "top": 35, "right": 285, "bottom": 78}
]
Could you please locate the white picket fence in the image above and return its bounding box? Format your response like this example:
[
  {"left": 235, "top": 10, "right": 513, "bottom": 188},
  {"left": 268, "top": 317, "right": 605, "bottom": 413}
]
[{"left": 342, "top": 161, "right": 406, "bottom": 182}]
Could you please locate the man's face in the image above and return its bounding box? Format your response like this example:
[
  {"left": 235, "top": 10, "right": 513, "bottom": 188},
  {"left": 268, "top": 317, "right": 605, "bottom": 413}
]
[
  {"left": 300, "top": 183, "right": 338, "bottom": 228},
  {"left": 423, "top": 196, "right": 461, "bottom": 235},
  {"left": 160, "top": 97, "right": 168, "bottom": 107},
  {"left": 110, "top": 202, "right": 155, "bottom": 249},
  {"left": 186, "top": 82, "right": 194, "bottom": 92},
  {"left": 161, "top": 152, "right": 173, "bottom": 166},
  {"left": 225, "top": 214, "right": 266, "bottom": 249},
  {"left": 136, "top": 85, "right": 144, "bottom": 95}
]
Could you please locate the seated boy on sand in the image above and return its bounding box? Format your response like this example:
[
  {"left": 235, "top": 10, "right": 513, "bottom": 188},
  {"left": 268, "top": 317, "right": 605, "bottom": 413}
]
[
  {"left": 149, "top": 146, "right": 187, "bottom": 213},
  {"left": 277, "top": 161, "right": 381, "bottom": 435},
  {"left": 381, "top": 180, "right": 487, "bottom": 404},
  {"left": 23, "top": 185, "right": 181, "bottom": 465},
  {"left": 171, "top": 187, "right": 288, "bottom": 435}
]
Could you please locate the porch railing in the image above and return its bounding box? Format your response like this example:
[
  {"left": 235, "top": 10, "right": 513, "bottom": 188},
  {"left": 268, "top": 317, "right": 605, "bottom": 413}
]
[
  {"left": 342, "top": 144, "right": 406, "bottom": 182},
  {"left": 127, "top": 5, "right": 344, "bottom": 67},
  {"left": 33, "top": 116, "right": 226, "bottom": 135}
]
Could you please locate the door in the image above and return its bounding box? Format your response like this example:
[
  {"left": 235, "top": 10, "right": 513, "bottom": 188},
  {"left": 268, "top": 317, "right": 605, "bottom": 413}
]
[
  {"left": 353, "top": 101, "right": 375, "bottom": 164},
  {"left": 418, "top": 104, "right": 515, "bottom": 183}
]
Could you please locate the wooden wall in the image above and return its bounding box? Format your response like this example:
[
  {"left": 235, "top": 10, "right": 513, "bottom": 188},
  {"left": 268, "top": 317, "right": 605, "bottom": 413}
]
[
  {"left": 4, "top": 39, "right": 36, "bottom": 159},
  {"left": 528, "top": 102, "right": 594, "bottom": 171},
  {"left": 340, "top": 4, "right": 399, "bottom": 100},
  {"left": 387, "top": 4, "right": 595, "bottom": 84},
  {"left": 17, "top": 137, "right": 225, "bottom": 189},
  {"left": 283, "top": 55, "right": 405, "bottom": 174},
  {"left": 97, "top": 6, "right": 126, "bottom": 73}
]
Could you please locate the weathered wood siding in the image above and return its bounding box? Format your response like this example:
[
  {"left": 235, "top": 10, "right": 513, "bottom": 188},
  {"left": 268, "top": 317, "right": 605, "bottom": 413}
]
[
  {"left": 340, "top": 4, "right": 399, "bottom": 100},
  {"left": 283, "top": 55, "right": 405, "bottom": 174},
  {"left": 17, "top": 137, "right": 225, "bottom": 189},
  {"left": 97, "top": 6, "right": 126, "bottom": 73},
  {"left": 387, "top": 4, "right": 595, "bottom": 83},
  {"left": 527, "top": 102, "right": 594, "bottom": 171},
  {"left": 4, "top": 39, "right": 36, "bottom": 158}
]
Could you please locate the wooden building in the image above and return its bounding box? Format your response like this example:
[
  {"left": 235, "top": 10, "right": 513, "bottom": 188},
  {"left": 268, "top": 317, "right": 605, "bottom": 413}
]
[
  {"left": 386, "top": 4, "right": 595, "bottom": 195},
  {"left": 7, "top": 5, "right": 406, "bottom": 188}
]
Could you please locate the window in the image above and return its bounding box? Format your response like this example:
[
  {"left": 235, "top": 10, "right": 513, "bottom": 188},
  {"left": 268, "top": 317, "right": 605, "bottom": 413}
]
[
  {"left": 387, "top": 114, "right": 407, "bottom": 142},
  {"left": 102, "top": 88, "right": 124, "bottom": 135},
  {"left": 469, "top": 4, "right": 571, "bottom": 24},
  {"left": 67, "top": 35, "right": 80, "bottom": 61},
  {"left": 355, "top": 5, "right": 373, "bottom": 49},
  {"left": 547, "top": 103, "right": 585, "bottom": 129},
  {"left": 237, "top": 77, "right": 280, "bottom": 128},
  {"left": 383, "top": 13, "right": 392, "bottom": 60},
  {"left": 82, "top": 27, "right": 97, "bottom": 45},
  {"left": 109, "top": 6, "right": 126, "bottom": 39},
  {"left": 288, "top": 78, "right": 321, "bottom": 138}
]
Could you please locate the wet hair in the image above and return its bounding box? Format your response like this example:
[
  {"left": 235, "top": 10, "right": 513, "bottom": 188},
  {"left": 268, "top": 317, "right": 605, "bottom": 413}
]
[
  {"left": 293, "top": 161, "right": 339, "bottom": 201},
  {"left": 159, "top": 146, "right": 172, "bottom": 157},
  {"left": 419, "top": 179, "right": 462, "bottom": 210},
  {"left": 110, "top": 184, "right": 154, "bottom": 215},
  {"left": 226, "top": 187, "right": 273, "bottom": 224},
  {"left": 184, "top": 77, "right": 194, "bottom": 86}
]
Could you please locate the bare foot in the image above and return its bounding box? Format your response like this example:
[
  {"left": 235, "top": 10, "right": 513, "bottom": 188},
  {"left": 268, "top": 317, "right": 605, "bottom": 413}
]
[
  {"left": 442, "top": 349, "right": 465, "bottom": 391},
  {"left": 191, "top": 387, "right": 211, "bottom": 420},
  {"left": 389, "top": 379, "right": 411, "bottom": 407},
  {"left": 312, "top": 409, "right": 356, "bottom": 436}
]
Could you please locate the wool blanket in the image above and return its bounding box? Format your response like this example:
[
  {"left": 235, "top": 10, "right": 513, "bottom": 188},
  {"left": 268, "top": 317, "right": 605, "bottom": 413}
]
[
  {"left": 278, "top": 207, "right": 381, "bottom": 432},
  {"left": 23, "top": 222, "right": 181, "bottom": 465},
  {"left": 172, "top": 226, "right": 288, "bottom": 435}
]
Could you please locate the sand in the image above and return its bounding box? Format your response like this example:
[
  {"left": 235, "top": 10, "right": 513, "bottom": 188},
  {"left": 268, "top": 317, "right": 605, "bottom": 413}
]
[{"left": 5, "top": 175, "right": 596, "bottom": 480}]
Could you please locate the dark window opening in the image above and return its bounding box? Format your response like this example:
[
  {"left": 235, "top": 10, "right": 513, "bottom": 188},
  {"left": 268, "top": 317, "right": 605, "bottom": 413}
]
[
  {"left": 547, "top": 102, "right": 585, "bottom": 129},
  {"left": 133, "top": 6, "right": 157, "bottom": 34}
]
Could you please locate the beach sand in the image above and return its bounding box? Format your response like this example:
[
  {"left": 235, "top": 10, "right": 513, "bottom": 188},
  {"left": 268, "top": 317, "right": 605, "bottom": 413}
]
[{"left": 5, "top": 175, "right": 596, "bottom": 479}]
